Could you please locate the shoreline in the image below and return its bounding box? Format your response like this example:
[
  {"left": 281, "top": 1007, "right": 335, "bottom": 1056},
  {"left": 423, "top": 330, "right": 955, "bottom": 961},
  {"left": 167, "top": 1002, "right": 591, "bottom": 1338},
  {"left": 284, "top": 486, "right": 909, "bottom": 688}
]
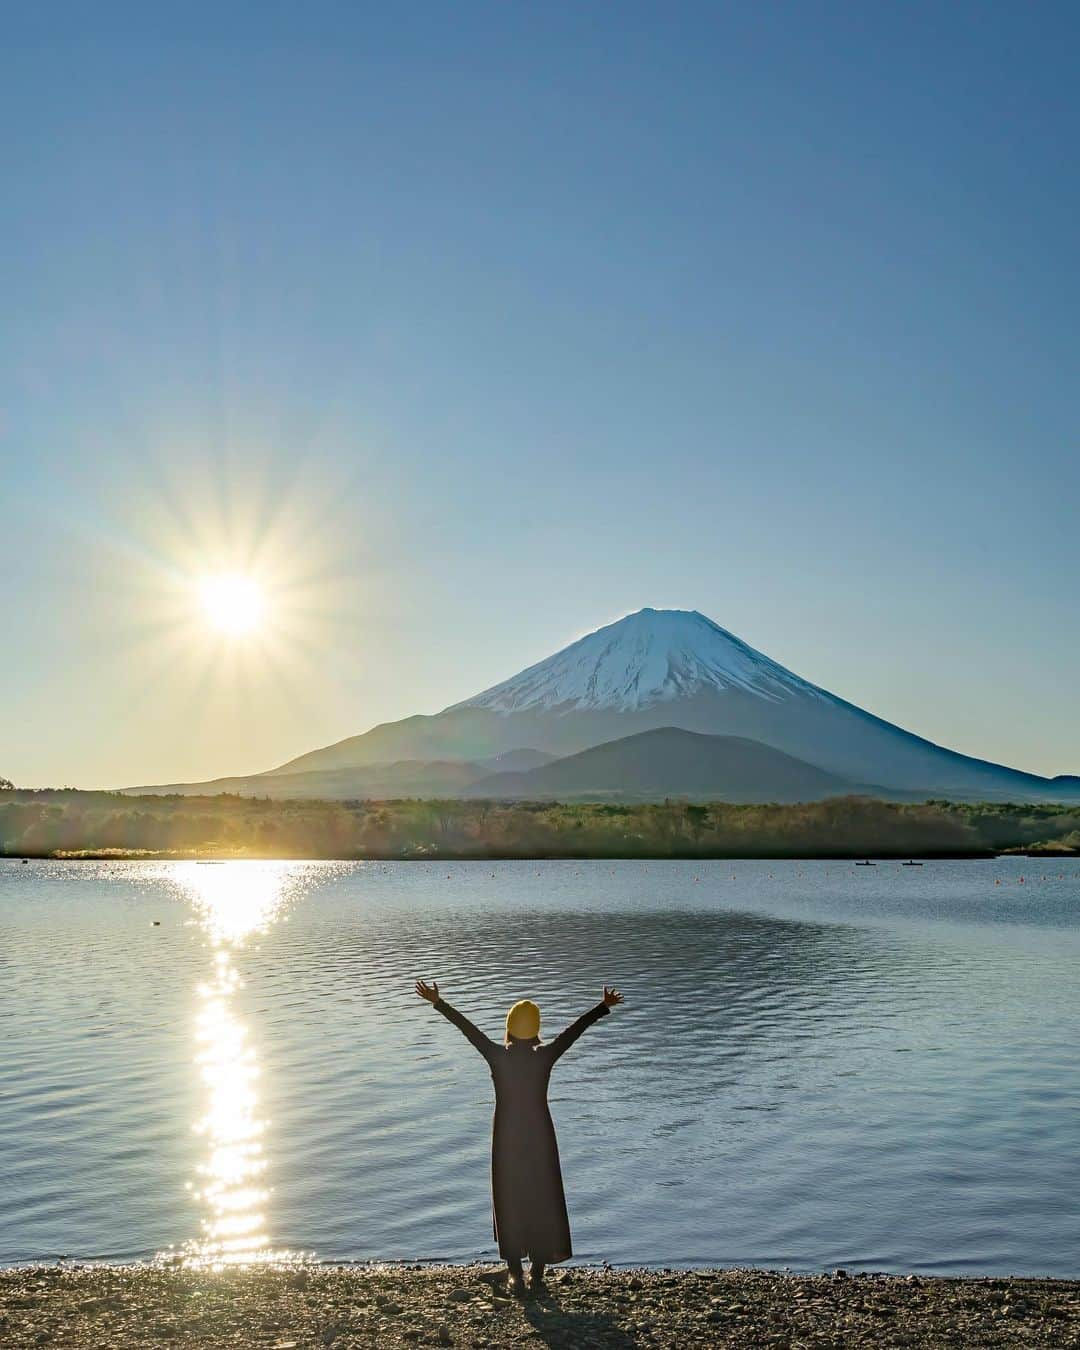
[
  {"left": 3, "top": 1263, "right": 1078, "bottom": 1347},
  {"left": 4, "top": 849, "right": 1028, "bottom": 862}
]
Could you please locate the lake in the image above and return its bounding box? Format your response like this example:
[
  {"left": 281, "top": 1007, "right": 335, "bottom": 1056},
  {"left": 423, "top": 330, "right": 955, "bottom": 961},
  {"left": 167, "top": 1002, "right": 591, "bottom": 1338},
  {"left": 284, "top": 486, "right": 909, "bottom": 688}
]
[{"left": 1, "top": 857, "right": 1078, "bottom": 1275}]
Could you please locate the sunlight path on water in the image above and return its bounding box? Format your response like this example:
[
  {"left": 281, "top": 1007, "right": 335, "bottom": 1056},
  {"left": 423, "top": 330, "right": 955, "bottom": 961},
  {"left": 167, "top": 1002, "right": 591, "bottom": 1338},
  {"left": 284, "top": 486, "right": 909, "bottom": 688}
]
[{"left": 165, "top": 862, "right": 309, "bottom": 1270}]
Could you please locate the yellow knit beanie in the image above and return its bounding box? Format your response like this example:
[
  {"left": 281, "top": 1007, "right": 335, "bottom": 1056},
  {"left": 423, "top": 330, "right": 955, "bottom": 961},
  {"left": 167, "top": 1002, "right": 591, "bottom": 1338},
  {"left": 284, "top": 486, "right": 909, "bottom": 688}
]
[{"left": 505, "top": 999, "right": 541, "bottom": 1041}]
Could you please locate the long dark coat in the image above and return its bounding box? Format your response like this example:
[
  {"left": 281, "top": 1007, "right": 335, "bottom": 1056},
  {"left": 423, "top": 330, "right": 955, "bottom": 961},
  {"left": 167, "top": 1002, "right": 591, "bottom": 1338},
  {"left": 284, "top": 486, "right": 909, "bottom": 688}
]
[{"left": 434, "top": 997, "right": 610, "bottom": 1263}]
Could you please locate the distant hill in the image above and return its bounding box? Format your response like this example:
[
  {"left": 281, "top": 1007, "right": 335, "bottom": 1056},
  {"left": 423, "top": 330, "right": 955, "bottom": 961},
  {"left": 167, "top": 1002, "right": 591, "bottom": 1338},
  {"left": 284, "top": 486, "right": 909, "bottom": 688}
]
[
  {"left": 124, "top": 761, "right": 479, "bottom": 800},
  {"left": 464, "top": 727, "right": 887, "bottom": 803},
  {"left": 123, "top": 749, "right": 557, "bottom": 800}
]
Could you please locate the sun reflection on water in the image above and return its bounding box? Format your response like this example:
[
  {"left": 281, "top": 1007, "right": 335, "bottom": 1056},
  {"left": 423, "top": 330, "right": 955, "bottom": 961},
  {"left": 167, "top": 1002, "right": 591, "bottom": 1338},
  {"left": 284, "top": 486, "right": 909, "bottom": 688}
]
[{"left": 171, "top": 862, "right": 305, "bottom": 1269}]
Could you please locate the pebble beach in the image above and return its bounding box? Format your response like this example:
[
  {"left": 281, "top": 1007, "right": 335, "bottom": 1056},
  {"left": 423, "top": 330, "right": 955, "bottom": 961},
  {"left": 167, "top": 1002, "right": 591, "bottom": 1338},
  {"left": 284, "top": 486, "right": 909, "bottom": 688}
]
[{"left": 2, "top": 1264, "right": 1078, "bottom": 1348}]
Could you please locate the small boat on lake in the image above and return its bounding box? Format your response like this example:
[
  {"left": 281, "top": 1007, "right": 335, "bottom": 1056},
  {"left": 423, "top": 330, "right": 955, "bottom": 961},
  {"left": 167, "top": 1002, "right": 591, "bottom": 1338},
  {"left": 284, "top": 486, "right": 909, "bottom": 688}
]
[
  {"left": 855, "top": 859, "right": 876, "bottom": 866},
  {"left": 902, "top": 860, "right": 924, "bottom": 866}
]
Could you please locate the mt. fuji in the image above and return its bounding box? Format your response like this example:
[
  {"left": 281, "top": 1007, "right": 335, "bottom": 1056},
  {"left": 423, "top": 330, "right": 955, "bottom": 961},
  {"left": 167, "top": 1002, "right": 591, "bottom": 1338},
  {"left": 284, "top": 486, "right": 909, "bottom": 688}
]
[
  {"left": 126, "top": 608, "right": 1078, "bottom": 802},
  {"left": 451, "top": 609, "right": 826, "bottom": 714}
]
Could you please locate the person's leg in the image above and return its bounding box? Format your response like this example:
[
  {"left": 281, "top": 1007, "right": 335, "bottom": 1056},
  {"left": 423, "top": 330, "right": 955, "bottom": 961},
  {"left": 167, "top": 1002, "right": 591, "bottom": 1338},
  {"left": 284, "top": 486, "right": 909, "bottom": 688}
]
[
  {"left": 529, "top": 1260, "right": 546, "bottom": 1290},
  {"left": 506, "top": 1255, "right": 526, "bottom": 1297}
]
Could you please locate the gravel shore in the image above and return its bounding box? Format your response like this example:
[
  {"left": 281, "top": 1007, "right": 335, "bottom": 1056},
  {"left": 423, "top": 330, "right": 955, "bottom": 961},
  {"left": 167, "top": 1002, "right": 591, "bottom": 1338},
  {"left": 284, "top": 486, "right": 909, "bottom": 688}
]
[{"left": 2, "top": 1264, "right": 1078, "bottom": 1348}]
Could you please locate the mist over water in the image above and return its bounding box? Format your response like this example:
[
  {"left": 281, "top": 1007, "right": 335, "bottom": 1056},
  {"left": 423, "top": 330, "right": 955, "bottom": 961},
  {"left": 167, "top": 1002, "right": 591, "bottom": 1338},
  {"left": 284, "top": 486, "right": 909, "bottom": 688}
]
[{"left": 2, "top": 858, "right": 1078, "bottom": 1274}]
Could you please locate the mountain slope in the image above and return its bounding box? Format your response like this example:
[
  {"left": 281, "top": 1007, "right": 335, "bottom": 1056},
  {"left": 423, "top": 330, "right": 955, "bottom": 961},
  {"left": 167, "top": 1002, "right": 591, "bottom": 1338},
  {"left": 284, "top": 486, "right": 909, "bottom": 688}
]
[
  {"left": 122, "top": 748, "right": 560, "bottom": 800},
  {"left": 124, "top": 759, "right": 485, "bottom": 800},
  {"left": 464, "top": 728, "right": 879, "bottom": 802}
]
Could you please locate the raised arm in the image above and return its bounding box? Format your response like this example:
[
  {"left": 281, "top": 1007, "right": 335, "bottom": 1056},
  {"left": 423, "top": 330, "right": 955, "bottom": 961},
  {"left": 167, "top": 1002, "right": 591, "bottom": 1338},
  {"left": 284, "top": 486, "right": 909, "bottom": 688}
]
[
  {"left": 549, "top": 985, "right": 624, "bottom": 1063},
  {"left": 416, "top": 979, "right": 496, "bottom": 1063}
]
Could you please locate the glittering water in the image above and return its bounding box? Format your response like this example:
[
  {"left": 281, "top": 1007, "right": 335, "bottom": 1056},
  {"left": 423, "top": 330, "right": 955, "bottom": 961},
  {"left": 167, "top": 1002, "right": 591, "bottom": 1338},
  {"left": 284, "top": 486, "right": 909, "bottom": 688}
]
[{"left": 1, "top": 857, "right": 1078, "bottom": 1275}]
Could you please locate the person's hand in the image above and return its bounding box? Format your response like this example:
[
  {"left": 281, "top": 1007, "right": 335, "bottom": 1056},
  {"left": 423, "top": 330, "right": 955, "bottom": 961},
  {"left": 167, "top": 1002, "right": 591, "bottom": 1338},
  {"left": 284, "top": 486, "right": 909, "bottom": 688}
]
[
  {"left": 602, "top": 985, "right": 624, "bottom": 1008},
  {"left": 415, "top": 979, "right": 440, "bottom": 1003}
]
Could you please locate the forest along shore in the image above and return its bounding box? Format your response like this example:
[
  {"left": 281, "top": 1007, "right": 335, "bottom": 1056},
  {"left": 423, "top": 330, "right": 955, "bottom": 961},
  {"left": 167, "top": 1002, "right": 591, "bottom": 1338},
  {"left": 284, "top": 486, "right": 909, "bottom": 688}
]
[
  {"left": 2, "top": 1264, "right": 1078, "bottom": 1348},
  {"left": 2, "top": 788, "right": 1080, "bottom": 860}
]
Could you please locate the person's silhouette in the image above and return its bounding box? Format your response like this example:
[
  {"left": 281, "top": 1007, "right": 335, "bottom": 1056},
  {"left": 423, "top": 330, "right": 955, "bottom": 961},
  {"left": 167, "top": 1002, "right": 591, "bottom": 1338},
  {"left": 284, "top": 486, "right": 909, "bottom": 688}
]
[{"left": 416, "top": 979, "right": 624, "bottom": 1298}]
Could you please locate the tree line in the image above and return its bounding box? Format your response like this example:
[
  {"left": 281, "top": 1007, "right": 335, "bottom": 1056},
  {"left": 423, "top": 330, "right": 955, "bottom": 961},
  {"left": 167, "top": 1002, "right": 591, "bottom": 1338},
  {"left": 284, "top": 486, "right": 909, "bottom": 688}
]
[{"left": 2, "top": 788, "right": 1079, "bottom": 859}]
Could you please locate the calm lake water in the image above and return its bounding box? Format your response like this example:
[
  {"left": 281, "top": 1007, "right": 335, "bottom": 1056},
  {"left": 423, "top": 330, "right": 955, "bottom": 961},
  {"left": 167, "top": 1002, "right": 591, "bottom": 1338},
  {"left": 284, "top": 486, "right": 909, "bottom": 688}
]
[{"left": 2, "top": 857, "right": 1078, "bottom": 1275}]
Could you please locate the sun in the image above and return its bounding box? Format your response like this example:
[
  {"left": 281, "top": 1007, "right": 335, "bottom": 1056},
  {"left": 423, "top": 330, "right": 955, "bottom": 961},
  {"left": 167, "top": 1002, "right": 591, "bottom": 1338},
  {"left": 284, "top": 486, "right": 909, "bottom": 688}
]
[{"left": 199, "top": 575, "right": 266, "bottom": 636}]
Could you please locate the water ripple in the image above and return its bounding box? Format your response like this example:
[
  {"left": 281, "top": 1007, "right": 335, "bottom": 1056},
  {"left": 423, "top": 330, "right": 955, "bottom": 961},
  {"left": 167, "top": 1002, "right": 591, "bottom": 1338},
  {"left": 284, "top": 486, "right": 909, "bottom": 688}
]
[{"left": 2, "top": 856, "right": 1079, "bottom": 1274}]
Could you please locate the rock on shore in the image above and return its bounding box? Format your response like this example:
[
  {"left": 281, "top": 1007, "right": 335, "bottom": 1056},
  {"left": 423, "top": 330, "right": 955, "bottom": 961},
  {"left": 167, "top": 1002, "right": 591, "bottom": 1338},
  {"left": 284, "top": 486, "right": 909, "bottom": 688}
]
[{"left": 1, "top": 1263, "right": 1078, "bottom": 1348}]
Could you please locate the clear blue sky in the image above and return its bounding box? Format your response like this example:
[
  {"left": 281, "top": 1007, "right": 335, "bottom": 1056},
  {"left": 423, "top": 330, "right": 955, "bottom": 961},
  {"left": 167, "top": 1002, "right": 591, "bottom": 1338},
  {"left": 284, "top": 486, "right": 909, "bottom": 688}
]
[{"left": 3, "top": 2, "right": 1078, "bottom": 787}]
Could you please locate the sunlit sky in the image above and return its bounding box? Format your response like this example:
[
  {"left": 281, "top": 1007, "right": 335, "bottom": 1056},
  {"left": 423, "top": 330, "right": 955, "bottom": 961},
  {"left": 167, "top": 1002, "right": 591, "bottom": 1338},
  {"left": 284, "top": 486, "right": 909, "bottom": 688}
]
[{"left": 3, "top": 3, "right": 1078, "bottom": 788}]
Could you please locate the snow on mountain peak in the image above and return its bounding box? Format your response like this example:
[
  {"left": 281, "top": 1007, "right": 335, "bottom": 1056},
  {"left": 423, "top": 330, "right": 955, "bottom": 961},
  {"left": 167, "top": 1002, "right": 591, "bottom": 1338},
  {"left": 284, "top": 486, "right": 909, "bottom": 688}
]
[{"left": 450, "top": 608, "right": 825, "bottom": 715}]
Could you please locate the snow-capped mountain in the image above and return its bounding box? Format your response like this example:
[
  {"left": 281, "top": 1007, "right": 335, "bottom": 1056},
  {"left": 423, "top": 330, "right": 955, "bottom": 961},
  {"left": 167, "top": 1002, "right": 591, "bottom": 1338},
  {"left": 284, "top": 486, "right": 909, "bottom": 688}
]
[
  {"left": 452, "top": 609, "right": 827, "bottom": 713},
  {"left": 125, "top": 608, "right": 1078, "bottom": 802},
  {"left": 258, "top": 607, "right": 1071, "bottom": 801}
]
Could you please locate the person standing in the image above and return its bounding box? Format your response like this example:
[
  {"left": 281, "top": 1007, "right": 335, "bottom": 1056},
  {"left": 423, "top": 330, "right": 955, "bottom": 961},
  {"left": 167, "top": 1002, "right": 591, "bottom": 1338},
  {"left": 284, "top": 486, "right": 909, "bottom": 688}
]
[{"left": 415, "top": 978, "right": 624, "bottom": 1298}]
